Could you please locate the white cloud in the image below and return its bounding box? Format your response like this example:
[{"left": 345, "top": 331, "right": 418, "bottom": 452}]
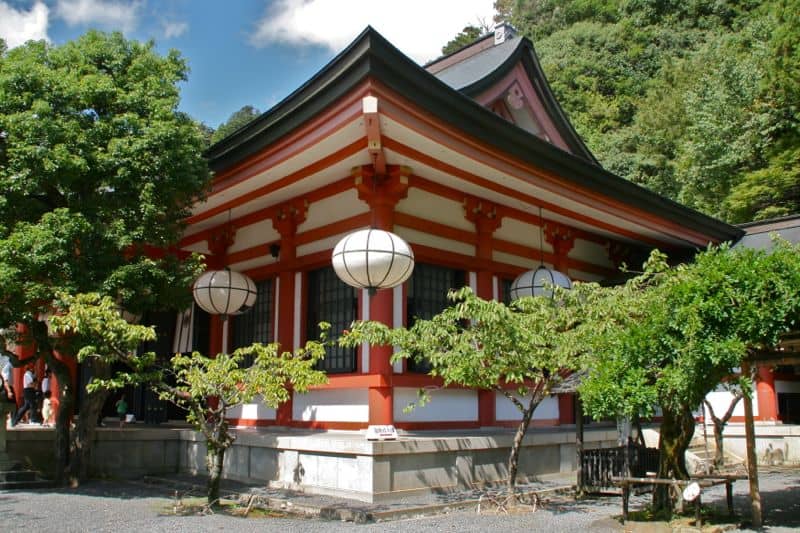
[
  {"left": 162, "top": 20, "right": 188, "bottom": 39},
  {"left": 54, "top": 0, "right": 143, "bottom": 33},
  {"left": 0, "top": 1, "right": 49, "bottom": 48},
  {"left": 249, "top": 0, "right": 495, "bottom": 64}
]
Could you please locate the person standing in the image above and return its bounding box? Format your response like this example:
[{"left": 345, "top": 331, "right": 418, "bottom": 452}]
[
  {"left": 40, "top": 368, "right": 51, "bottom": 396},
  {"left": 115, "top": 394, "right": 128, "bottom": 428},
  {"left": 1, "top": 354, "right": 16, "bottom": 427},
  {"left": 1, "top": 353, "right": 14, "bottom": 401},
  {"left": 11, "top": 365, "right": 37, "bottom": 427},
  {"left": 41, "top": 390, "right": 53, "bottom": 427}
]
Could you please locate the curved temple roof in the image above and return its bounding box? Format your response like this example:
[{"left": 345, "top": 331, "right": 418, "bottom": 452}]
[{"left": 205, "top": 26, "right": 742, "bottom": 247}]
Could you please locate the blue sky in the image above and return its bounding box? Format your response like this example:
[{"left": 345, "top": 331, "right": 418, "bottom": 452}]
[{"left": 0, "top": 0, "right": 496, "bottom": 128}]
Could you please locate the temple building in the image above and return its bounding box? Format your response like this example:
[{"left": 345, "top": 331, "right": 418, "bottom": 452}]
[
  {"left": 173, "top": 24, "right": 742, "bottom": 430},
  {"left": 9, "top": 23, "right": 800, "bottom": 502}
]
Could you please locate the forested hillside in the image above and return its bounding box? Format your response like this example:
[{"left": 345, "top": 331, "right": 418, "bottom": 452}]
[{"left": 487, "top": 0, "right": 799, "bottom": 223}]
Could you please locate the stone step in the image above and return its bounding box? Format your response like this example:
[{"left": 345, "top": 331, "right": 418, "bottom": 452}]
[
  {"left": 0, "top": 469, "right": 37, "bottom": 482},
  {"left": 0, "top": 479, "right": 55, "bottom": 490}
]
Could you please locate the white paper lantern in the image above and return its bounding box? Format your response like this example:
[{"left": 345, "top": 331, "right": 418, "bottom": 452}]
[
  {"left": 510, "top": 265, "right": 572, "bottom": 300},
  {"left": 192, "top": 268, "right": 257, "bottom": 316},
  {"left": 332, "top": 229, "right": 414, "bottom": 292}
]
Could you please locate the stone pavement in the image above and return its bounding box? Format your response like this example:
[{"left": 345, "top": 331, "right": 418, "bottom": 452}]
[{"left": 141, "top": 470, "right": 578, "bottom": 523}]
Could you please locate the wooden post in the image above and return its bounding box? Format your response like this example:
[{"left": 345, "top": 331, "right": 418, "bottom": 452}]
[
  {"left": 741, "top": 360, "right": 763, "bottom": 528},
  {"left": 695, "top": 493, "right": 702, "bottom": 527},
  {"left": 622, "top": 483, "right": 629, "bottom": 523},
  {"left": 576, "top": 396, "right": 584, "bottom": 495},
  {"left": 726, "top": 480, "right": 734, "bottom": 517}
]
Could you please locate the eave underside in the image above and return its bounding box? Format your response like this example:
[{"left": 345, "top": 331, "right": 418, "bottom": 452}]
[{"left": 185, "top": 80, "right": 733, "bottom": 279}]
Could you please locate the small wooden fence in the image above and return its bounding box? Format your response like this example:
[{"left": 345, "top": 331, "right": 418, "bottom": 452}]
[{"left": 580, "top": 445, "right": 660, "bottom": 492}]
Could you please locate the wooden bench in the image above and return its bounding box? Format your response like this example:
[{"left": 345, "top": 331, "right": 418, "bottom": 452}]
[{"left": 611, "top": 474, "right": 746, "bottom": 525}]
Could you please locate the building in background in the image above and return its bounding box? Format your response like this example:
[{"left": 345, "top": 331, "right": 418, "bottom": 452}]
[{"left": 173, "top": 25, "right": 741, "bottom": 430}]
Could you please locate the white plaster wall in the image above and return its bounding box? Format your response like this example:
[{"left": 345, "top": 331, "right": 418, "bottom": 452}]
[
  {"left": 393, "top": 387, "right": 478, "bottom": 422},
  {"left": 495, "top": 392, "right": 559, "bottom": 421},
  {"left": 492, "top": 250, "right": 537, "bottom": 270},
  {"left": 704, "top": 390, "right": 756, "bottom": 418},
  {"left": 229, "top": 256, "right": 277, "bottom": 272},
  {"left": 293, "top": 388, "right": 369, "bottom": 422},
  {"left": 776, "top": 380, "right": 800, "bottom": 394},
  {"left": 228, "top": 219, "right": 279, "bottom": 253},
  {"left": 227, "top": 396, "right": 277, "bottom": 421},
  {"left": 303, "top": 190, "right": 367, "bottom": 232},
  {"left": 395, "top": 226, "right": 475, "bottom": 257},
  {"left": 569, "top": 239, "right": 615, "bottom": 269},
  {"left": 396, "top": 189, "right": 473, "bottom": 231},
  {"left": 297, "top": 232, "right": 360, "bottom": 257},
  {"left": 493, "top": 218, "right": 546, "bottom": 250}
]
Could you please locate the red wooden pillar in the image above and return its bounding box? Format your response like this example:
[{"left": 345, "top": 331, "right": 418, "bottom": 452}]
[
  {"left": 204, "top": 226, "right": 237, "bottom": 357},
  {"left": 356, "top": 165, "right": 409, "bottom": 426},
  {"left": 464, "top": 196, "right": 502, "bottom": 427},
  {"left": 12, "top": 324, "right": 37, "bottom": 409},
  {"left": 51, "top": 348, "right": 78, "bottom": 419},
  {"left": 271, "top": 200, "right": 307, "bottom": 426},
  {"left": 757, "top": 366, "right": 779, "bottom": 422},
  {"left": 545, "top": 221, "right": 576, "bottom": 425}
]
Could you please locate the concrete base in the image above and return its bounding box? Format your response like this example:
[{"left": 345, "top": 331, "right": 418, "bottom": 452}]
[
  {"left": 7, "top": 424, "right": 618, "bottom": 502},
  {"left": 696, "top": 422, "right": 800, "bottom": 465}
]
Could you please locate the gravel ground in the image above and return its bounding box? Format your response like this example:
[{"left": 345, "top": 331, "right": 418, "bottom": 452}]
[{"left": 1, "top": 470, "right": 797, "bottom": 532}]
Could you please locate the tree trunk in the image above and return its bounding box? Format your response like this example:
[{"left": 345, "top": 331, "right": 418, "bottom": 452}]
[
  {"left": 69, "top": 362, "right": 110, "bottom": 484},
  {"left": 713, "top": 421, "right": 725, "bottom": 470},
  {"left": 48, "top": 356, "right": 74, "bottom": 486},
  {"left": 204, "top": 413, "right": 232, "bottom": 506},
  {"left": 653, "top": 407, "right": 695, "bottom": 515},
  {"left": 206, "top": 444, "right": 225, "bottom": 506},
  {"left": 506, "top": 395, "right": 540, "bottom": 504}
]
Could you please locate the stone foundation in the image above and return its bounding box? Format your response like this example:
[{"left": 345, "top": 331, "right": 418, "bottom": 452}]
[{"left": 7, "top": 425, "right": 618, "bottom": 502}]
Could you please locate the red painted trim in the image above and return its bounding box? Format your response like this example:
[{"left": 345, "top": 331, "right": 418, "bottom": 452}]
[
  {"left": 392, "top": 374, "right": 444, "bottom": 388},
  {"left": 492, "top": 419, "right": 560, "bottom": 428},
  {"left": 395, "top": 212, "right": 475, "bottom": 247},
  {"left": 187, "top": 138, "right": 367, "bottom": 225},
  {"left": 228, "top": 418, "right": 278, "bottom": 427},
  {"left": 475, "top": 64, "right": 569, "bottom": 151},
  {"left": 182, "top": 176, "right": 357, "bottom": 250},
  {"left": 558, "top": 393, "right": 575, "bottom": 425},
  {"left": 387, "top": 136, "right": 670, "bottom": 248},
  {"left": 372, "top": 82, "right": 712, "bottom": 246},
  {"left": 757, "top": 366, "right": 778, "bottom": 422},
  {"left": 396, "top": 210, "right": 615, "bottom": 277},
  {"left": 478, "top": 389, "right": 495, "bottom": 427},
  {"left": 296, "top": 213, "right": 370, "bottom": 246},
  {"left": 300, "top": 373, "right": 498, "bottom": 391},
  {"left": 210, "top": 85, "right": 369, "bottom": 190},
  {"left": 410, "top": 175, "right": 608, "bottom": 247}
]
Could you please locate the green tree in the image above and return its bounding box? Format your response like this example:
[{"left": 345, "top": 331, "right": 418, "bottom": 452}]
[
  {"left": 575, "top": 243, "right": 800, "bottom": 514},
  {"left": 0, "top": 31, "right": 209, "bottom": 484},
  {"left": 703, "top": 383, "right": 744, "bottom": 471},
  {"left": 210, "top": 105, "right": 261, "bottom": 144},
  {"left": 499, "top": 0, "right": 799, "bottom": 224},
  {"left": 159, "top": 337, "right": 328, "bottom": 505},
  {"left": 342, "top": 287, "right": 581, "bottom": 502},
  {"left": 46, "top": 293, "right": 162, "bottom": 480},
  {"left": 441, "top": 25, "right": 485, "bottom": 55}
]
